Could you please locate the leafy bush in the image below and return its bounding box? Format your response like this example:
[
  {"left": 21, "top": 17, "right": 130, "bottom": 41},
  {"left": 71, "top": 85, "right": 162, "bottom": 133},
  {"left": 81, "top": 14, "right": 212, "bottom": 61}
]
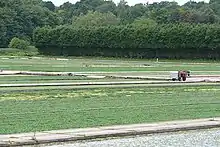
[{"left": 8, "top": 37, "right": 30, "bottom": 50}]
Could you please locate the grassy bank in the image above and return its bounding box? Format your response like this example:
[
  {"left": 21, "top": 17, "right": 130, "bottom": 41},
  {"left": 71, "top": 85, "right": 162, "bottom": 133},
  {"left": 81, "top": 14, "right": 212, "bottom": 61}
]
[{"left": 1, "top": 85, "right": 220, "bottom": 134}]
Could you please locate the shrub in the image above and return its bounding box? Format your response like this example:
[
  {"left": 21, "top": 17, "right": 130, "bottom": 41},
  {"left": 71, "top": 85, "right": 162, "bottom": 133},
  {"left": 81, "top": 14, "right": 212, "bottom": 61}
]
[{"left": 8, "top": 37, "right": 30, "bottom": 50}]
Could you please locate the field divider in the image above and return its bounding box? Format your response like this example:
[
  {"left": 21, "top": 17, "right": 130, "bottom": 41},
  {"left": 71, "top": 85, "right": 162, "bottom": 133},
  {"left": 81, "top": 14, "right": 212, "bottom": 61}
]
[{"left": 1, "top": 80, "right": 220, "bottom": 88}]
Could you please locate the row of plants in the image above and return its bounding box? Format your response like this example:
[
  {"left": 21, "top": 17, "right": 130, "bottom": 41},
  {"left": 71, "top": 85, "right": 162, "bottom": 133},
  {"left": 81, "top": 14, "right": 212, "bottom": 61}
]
[{"left": 33, "top": 24, "right": 220, "bottom": 58}]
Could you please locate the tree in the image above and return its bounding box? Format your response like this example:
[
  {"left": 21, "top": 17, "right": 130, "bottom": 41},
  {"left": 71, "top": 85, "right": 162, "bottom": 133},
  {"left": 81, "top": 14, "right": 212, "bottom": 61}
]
[
  {"left": 72, "top": 11, "right": 120, "bottom": 27},
  {"left": 73, "top": 0, "right": 106, "bottom": 16},
  {"left": 210, "top": 0, "right": 220, "bottom": 17},
  {"left": 116, "top": 0, "right": 132, "bottom": 24},
  {"left": 57, "top": 2, "right": 74, "bottom": 24},
  {"left": 0, "top": 19, "right": 7, "bottom": 47},
  {"left": 42, "top": 1, "right": 56, "bottom": 12},
  {"left": 128, "top": 4, "right": 147, "bottom": 21},
  {"left": 95, "top": 0, "right": 117, "bottom": 14},
  {"left": 143, "top": 1, "right": 180, "bottom": 23},
  {"left": 0, "top": 0, "right": 59, "bottom": 47},
  {"left": 145, "top": 8, "right": 170, "bottom": 23},
  {"left": 209, "top": 0, "right": 220, "bottom": 4},
  {"left": 132, "top": 18, "right": 157, "bottom": 26}
]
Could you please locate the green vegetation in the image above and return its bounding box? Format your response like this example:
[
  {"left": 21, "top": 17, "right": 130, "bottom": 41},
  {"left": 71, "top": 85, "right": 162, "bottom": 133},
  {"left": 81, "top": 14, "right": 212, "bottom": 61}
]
[
  {"left": 72, "top": 11, "right": 120, "bottom": 27},
  {"left": 1, "top": 86, "right": 220, "bottom": 134},
  {"left": 1, "top": 0, "right": 220, "bottom": 58},
  {"left": 0, "top": 0, "right": 58, "bottom": 48},
  {"left": 6, "top": 37, "right": 39, "bottom": 56},
  {"left": 34, "top": 24, "right": 220, "bottom": 58},
  {"left": 1, "top": 0, "right": 220, "bottom": 135},
  {"left": 0, "top": 75, "right": 140, "bottom": 84},
  {"left": 8, "top": 37, "right": 30, "bottom": 50},
  {"left": 0, "top": 48, "right": 38, "bottom": 56},
  {"left": 0, "top": 57, "right": 219, "bottom": 72}
]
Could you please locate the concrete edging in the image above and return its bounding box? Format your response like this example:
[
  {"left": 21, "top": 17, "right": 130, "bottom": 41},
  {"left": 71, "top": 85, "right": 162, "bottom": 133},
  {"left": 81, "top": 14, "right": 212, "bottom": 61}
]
[{"left": 1, "top": 118, "right": 220, "bottom": 146}]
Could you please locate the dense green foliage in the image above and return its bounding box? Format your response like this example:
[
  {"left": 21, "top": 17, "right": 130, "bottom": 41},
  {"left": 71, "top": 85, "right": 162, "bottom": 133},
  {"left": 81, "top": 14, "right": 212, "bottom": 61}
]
[
  {"left": 0, "top": 0, "right": 58, "bottom": 47},
  {"left": 34, "top": 23, "right": 220, "bottom": 58},
  {"left": 8, "top": 37, "right": 30, "bottom": 50},
  {"left": 1, "top": 0, "right": 220, "bottom": 58},
  {"left": 72, "top": 11, "right": 120, "bottom": 27}
]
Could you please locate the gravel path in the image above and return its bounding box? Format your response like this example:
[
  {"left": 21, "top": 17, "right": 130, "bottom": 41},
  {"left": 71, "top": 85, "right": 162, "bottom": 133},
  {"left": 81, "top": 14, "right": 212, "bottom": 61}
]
[{"left": 45, "top": 129, "right": 220, "bottom": 147}]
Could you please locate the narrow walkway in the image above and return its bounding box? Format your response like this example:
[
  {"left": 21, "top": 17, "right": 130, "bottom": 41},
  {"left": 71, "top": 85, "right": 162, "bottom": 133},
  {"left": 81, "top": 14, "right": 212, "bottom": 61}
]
[{"left": 1, "top": 118, "right": 220, "bottom": 146}]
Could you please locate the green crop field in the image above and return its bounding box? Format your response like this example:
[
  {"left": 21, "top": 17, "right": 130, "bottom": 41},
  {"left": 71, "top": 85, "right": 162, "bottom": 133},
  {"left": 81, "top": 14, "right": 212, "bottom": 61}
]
[
  {"left": 1, "top": 85, "right": 220, "bottom": 134},
  {"left": 0, "top": 57, "right": 220, "bottom": 134},
  {"left": 0, "top": 57, "right": 220, "bottom": 72},
  {"left": 0, "top": 75, "right": 141, "bottom": 84}
]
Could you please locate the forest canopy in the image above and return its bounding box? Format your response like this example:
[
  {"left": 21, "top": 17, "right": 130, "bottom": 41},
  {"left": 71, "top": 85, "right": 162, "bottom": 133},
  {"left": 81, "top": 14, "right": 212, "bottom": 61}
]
[{"left": 1, "top": 0, "right": 220, "bottom": 58}]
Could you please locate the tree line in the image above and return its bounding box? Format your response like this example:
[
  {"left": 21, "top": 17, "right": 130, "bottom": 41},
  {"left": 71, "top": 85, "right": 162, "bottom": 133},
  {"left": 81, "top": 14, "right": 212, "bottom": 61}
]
[
  {"left": 1, "top": 0, "right": 220, "bottom": 58},
  {"left": 34, "top": 23, "right": 220, "bottom": 59}
]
